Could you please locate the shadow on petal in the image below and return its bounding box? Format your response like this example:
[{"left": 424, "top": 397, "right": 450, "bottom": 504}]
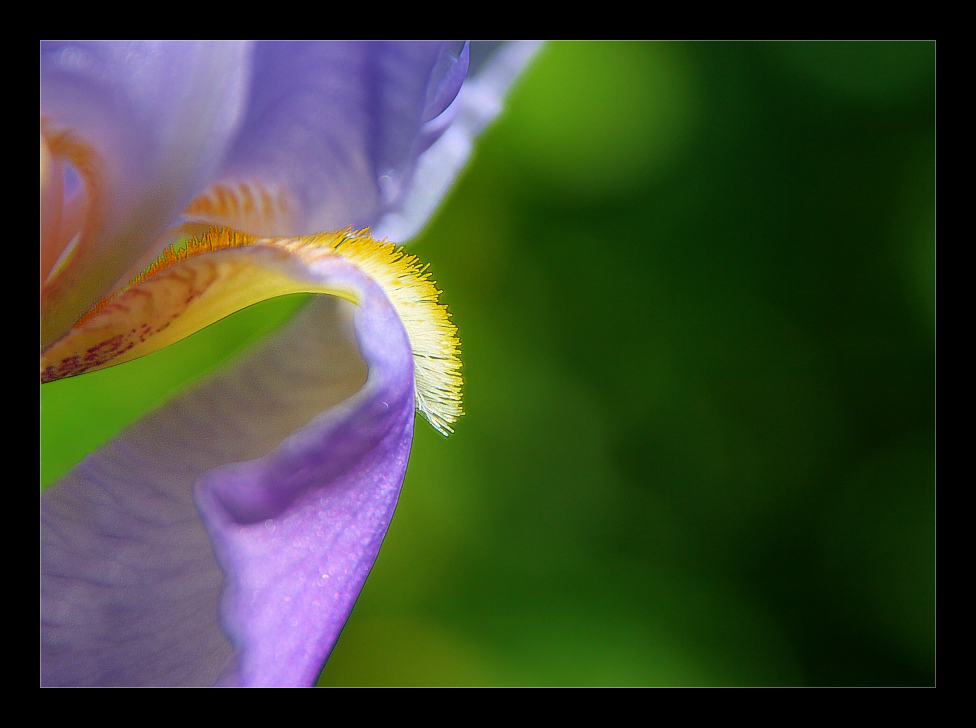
[{"left": 42, "top": 283, "right": 414, "bottom": 686}]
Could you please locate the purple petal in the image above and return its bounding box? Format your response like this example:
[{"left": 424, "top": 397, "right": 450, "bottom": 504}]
[
  {"left": 207, "top": 41, "right": 467, "bottom": 235},
  {"left": 42, "top": 261, "right": 415, "bottom": 686},
  {"left": 414, "top": 42, "right": 470, "bottom": 153},
  {"left": 42, "top": 41, "right": 536, "bottom": 687},
  {"left": 41, "top": 41, "right": 252, "bottom": 344},
  {"left": 372, "top": 41, "right": 543, "bottom": 242}
]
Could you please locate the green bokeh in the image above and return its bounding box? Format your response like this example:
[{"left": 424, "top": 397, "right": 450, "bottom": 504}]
[{"left": 41, "top": 42, "right": 935, "bottom": 686}]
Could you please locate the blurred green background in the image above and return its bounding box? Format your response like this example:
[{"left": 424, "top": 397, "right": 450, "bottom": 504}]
[{"left": 41, "top": 42, "right": 935, "bottom": 686}]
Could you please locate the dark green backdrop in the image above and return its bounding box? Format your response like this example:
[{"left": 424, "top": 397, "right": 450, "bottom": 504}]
[{"left": 42, "top": 42, "right": 935, "bottom": 686}]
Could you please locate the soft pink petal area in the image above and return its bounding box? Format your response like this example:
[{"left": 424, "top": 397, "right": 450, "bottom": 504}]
[
  {"left": 42, "top": 261, "right": 414, "bottom": 686},
  {"left": 206, "top": 42, "right": 466, "bottom": 236},
  {"left": 40, "top": 41, "right": 252, "bottom": 345},
  {"left": 40, "top": 139, "right": 65, "bottom": 283}
]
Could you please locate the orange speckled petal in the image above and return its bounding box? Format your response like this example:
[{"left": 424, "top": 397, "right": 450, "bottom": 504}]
[{"left": 41, "top": 226, "right": 462, "bottom": 435}]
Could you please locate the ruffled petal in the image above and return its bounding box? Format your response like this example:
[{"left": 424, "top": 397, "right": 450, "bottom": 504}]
[
  {"left": 41, "top": 41, "right": 253, "bottom": 347},
  {"left": 372, "top": 41, "right": 543, "bottom": 242},
  {"left": 41, "top": 41, "right": 536, "bottom": 687},
  {"left": 185, "top": 41, "right": 466, "bottom": 237},
  {"left": 199, "top": 279, "right": 414, "bottom": 687},
  {"left": 42, "top": 255, "right": 414, "bottom": 686}
]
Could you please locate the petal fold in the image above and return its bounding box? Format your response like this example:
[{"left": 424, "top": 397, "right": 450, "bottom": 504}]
[
  {"left": 198, "top": 280, "right": 415, "bottom": 686},
  {"left": 41, "top": 41, "right": 253, "bottom": 347},
  {"left": 372, "top": 41, "right": 543, "bottom": 242},
  {"left": 43, "top": 257, "right": 414, "bottom": 686},
  {"left": 197, "top": 42, "right": 463, "bottom": 237},
  {"left": 41, "top": 41, "right": 537, "bottom": 687}
]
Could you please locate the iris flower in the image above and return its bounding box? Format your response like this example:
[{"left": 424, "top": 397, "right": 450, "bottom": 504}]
[{"left": 41, "top": 41, "right": 538, "bottom": 687}]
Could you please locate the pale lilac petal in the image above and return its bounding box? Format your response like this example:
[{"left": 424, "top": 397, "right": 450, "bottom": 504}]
[
  {"left": 42, "top": 260, "right": 413, "bottom": 686},
  {"left": 372, "top": 41, "right": 543, "bottom": 242},
  {"left": 41, "top": 41, "right": 253, "bottom": 344},
  {"left": 206, "top": 41, "right": 467, "bottom": 235}
]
